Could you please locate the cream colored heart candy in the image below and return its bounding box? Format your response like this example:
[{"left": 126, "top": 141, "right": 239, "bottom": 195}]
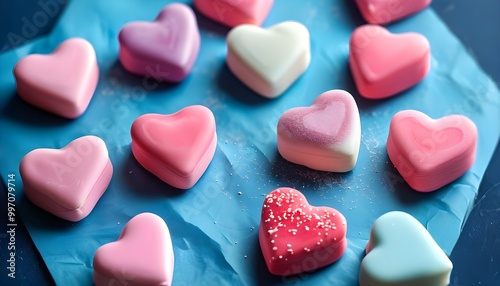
[{"left": 226, "top": 21, "right": 311, "bottom": 98}]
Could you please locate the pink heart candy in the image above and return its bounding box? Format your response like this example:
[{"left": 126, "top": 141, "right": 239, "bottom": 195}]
[
  {"left": 93, "top": 213, "right": 175, "bottom": 286},
  {"left": 130, "top": 105, "right": 217, "bottom": 189},
  {"left": 354, "top": 0, "right": 431, "bottom": 24},
  {"left": 277, "top": 90, "right": 361, "bottom": 172},
  {"left": 349, "top": 25, "right": 430, "bottom": 99},
  {"left": 386, "top": 110, "right": 478, "bottom": 192},
  {"left": 13, "top": 38, "right": 99, "bottom": 119},
  {"left": 118, "top": 3, "right": 200, "bottom": 82},
  {"left": 19, "top": 136, "right": 113, "bottom": 222},
  {"left": 194, "top": 0, "right": 274, "bottom": 27},
  {"left": 259, "top": 188, "right": 347, "bottom": 276}
]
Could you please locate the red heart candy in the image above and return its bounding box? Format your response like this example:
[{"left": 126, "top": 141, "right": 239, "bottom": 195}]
[{"left": 259, "top": 188, "right": 347, "bottom": 276}]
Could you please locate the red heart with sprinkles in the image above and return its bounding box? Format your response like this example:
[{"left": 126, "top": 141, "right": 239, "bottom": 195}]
[{"left": 259, "top": 188, "right": 347, "bottom": 276}]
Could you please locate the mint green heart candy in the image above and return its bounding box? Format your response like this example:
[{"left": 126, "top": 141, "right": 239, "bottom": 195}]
[{"left": 360, "top": 211, "right": 453, "bottom": 286}]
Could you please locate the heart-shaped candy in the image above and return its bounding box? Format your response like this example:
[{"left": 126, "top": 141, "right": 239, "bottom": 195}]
[
  {"left": 349, "top": 25, "right": 430, "bottom": 99},
  {"left": 259, "top": 188, "right": 347, "bottom": 276},
  {"left": 226, "top": 21, "right": 310, "bottom": 98},
  {"left": 93, "top": 213, "right": 174, "bottom": 286},
  {"left": 354, "top": 0, "right": 431, "bottom": 24},
  {"left": 194, "top": 0, "right": 274, "bottom": 27},
  {"left": 118, "top": 3, "right": 200, "bottom": 82},
  {"left": 386, "top": 110, "right": 477, "bottom": 192},
  {"left": 360, "top": 211, "right": 453, "bottom": 286},
  {"left": 19, "top": 135, "right": 113, "bottom": 222},
  {"left": 277, "top": 90, "right": 361, "bottom": 172},
  {"left": 13, "top": 38, "right": 99, "bottom": 118},
  {"left": 130, "top": 105, "right": 217, "bottom": 189}
]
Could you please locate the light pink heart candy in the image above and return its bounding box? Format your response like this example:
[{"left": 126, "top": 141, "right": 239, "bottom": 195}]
[
  {"left": 19, "top": 135, "right": 113, "bottom": 222},
  {"left": 93, "top": 213, "right": 175, "bottom": 286},
  {"left": 354, "top": 0, "right": 431, "bottom": 24},
  {"left": 277, "top": 90, "right": 361, "bottom": 172},
  {"left": 131, "top": 105, "right": 217, "bottom": 189},
  {"left": 386, "top": 110, "right": 477, "bottom": 192},
  {"left": 118, "top": 3, "right": 200, "bottom": 82},
  {"left": 349, "top": 25, "right": 430, "bottom": 99},
  {"left": 13, "top": 38, "right": 99, "bottom": 118}
]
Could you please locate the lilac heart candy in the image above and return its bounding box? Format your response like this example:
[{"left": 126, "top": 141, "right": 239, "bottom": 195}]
[{"left": 118, "top": 3, "right": 200, "bottom": 82}]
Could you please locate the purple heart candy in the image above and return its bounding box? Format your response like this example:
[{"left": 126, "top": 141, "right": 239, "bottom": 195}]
[{"left": 118, "top": 3, "right": 200, "bottom": 82}]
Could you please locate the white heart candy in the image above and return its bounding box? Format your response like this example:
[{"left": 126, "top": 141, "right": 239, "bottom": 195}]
[{"left": 226, "top": 21, "right": 311, "bottom": 98}]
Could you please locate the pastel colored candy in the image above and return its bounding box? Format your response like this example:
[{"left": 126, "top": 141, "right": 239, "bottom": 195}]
[
  {"left": 277, "top": 90, "right": 361, "bottom": 172},
  {"left": 386, "top": 110, "right": 477, "bottom": 192},
  {"left": 130, "top": 105, "right": 217, "bottom": 189},
  {"left": 118, "top": 3, "right": 200, "bottom": 82},
  {"left": 349, "top": 25, "right": 430, "bottom": 99},
  {"left": 355, "top": 0, "right": 431, "bottom": 25},
  {"left": 13, "top": 38, "right": 99, "bottom": 118},
  {"left": 259, "top": 188, "right": 347, "bottom": 276},
  {"left": 360, "top": 211, "right": 453, "bottom": 286},
  {"left": 226, "top": 21, "right": 311, "bottom": 98},
  {"left": 194, "top": 0, "right": 274, "bottom": 27},
  {"left": 19, "top": 136, "right": 113, "bottom": 222},
  {"left": 93, "top": 213, "right": 174, "bottom": 286}
]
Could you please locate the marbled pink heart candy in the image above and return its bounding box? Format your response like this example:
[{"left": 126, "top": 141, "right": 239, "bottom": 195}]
[
  {"left": 118, "top": 3, "right": 200, "bottom": 82},
  {"left": 19, "top": 135, "right": 113, "bottom": 221},
  {"left": 93, "top": 213, "right": 175, "bottom": 286},
  {"left": 349, "top": 25, "right": 430, "bottom": 99},
  {"left": 277, "top": 90, "right": 361, "bottom": 172},
  {"left": 386, "top": 110, "right": 477, "bottom": 192},
  {"left": 194, "top": 0, "right": 274, "bottom": 27},
  {"left": 13, "top": 38, "right": 99, "bottom": 118},
  {"left": 355, "top": 0, "right": 431, "bottom": 24}
]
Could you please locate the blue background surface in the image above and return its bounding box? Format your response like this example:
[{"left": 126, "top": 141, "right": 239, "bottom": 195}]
[{"left": 0, "top": 0, "right": 499, "bottom": 285}]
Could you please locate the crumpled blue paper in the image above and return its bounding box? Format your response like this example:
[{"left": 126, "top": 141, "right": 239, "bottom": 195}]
[{"left": 1, "top": 0, "right": 499, "bottom": 285}]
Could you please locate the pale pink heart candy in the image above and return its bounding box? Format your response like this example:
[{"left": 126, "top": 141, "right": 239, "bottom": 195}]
[
  {"left": 386, "top": 110, "right": 478, "bottom": 192},
  {"left": 130, "top": 105, "right": 217, "bottom": 189},
  {"left": 277, "top": 90, "right": 361, "bottom": 172},
  {"left": 118, "top": 3, "right": 200, "bottom": 82},
  {"left": 93, "top": 213, "right": 175, "bottom": 286},
  {"left": 194, "top": 0, "right": 274, "bottom": 27},
  {"left": 13, "top": 38, "right": 99, "bottom": 119},
  {"left": 355, "top": 0, "right": 431, "bottom": 25},
  {"left": 19, "top": 135, "right": 113, "bottom": 222},
  {"left": 349, "top": 25, "right": 430, "bottom": 99}
]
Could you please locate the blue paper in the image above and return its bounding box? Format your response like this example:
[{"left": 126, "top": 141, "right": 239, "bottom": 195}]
[{"left": 1, "top": 0, "right": 499, "bottom": 285}]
